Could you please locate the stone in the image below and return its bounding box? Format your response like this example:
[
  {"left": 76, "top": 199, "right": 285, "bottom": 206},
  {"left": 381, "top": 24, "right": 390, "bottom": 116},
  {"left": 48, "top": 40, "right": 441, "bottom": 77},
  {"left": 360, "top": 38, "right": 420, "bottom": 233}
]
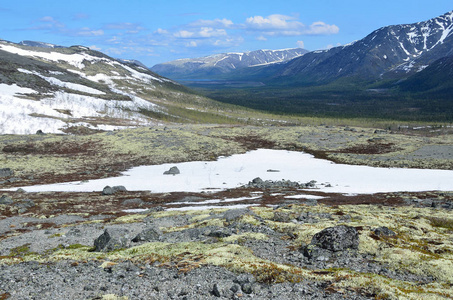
[
  {"left": 122, "top": 198, "right": 144, "bottom": 206},
  {"left": 273, "top": 211, "right": 291, "bottom": 222},
  {"left": 132, "top": 227, "right": 162, "bottom": 242},
  {"left": 206, "top": 227, "right": 232, "bottom": 238},
  {"left": 112, "top": 185, "right": 127, "bottom": 192},
  {"left": 0, "top": 168, "right": 13, "bottom": 177},
  {"left": 102, "top": 186, "right": 115, "bottom": 195},
  {"left": 302, "top": 244, "right": 332, "bottom": 261},
  {"left": 311, "top": 225, "right": 359, "bottom": 252},
  {"left": 94, "top": 228, "right": 132, "bottom": 252},
  {"left": 163, "top": 166, "right": 180, "bottom": 175},
  {"left": 373, "top": 226, "right": 396, "bottom": 237},
  {"left": 36, "top": 129, "right": 46, "bottom": 135},
  {"left": 0, "top": 195, "right": 13, "bottom": 205},
  {"left": 212, "top": 283, "right": 222, "bottom": 297},
  {"left": 223, "top": 208, "right": 253, "bottom": 222}
]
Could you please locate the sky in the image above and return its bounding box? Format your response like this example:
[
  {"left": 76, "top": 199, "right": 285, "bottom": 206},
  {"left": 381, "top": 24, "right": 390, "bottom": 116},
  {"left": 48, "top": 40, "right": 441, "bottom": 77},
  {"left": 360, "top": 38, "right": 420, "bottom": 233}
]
[{"left": 0, "top": 1, "right": 452, "bottom": 66}]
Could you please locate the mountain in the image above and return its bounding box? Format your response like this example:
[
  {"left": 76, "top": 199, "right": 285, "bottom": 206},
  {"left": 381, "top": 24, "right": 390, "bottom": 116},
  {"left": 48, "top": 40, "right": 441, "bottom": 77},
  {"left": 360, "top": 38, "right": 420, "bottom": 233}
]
[
  {"left": 0, "top": 40, "right": 234, "bottom": 134},
  {"left": 151, "top": 48, "right": 308, "bottom": 79},
  {"left": 264, "top": 11, "right": 453, "bottom": 86},
  {"left": 397, "top": 55, "right": 453, "bottom": 95}
]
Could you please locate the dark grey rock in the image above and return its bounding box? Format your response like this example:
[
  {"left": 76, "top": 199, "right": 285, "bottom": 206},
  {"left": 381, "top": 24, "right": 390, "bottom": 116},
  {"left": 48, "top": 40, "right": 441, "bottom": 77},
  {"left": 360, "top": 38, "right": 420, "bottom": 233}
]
[
  {"left": 206, "top": 227, "right": 232, "bottom": 238},
  {"left": 241, "top": 283, "right": 254, "bottom": 294},
  {"left": 14, "top": 199, "right": 35, "bottom": 210},
  {"left": 222, "top": 208, "right": 253, "bottom": 222},
  {"left": 212, "top": 283, "right": 222, "bottom": 297},
  {"left": 132, "top": 227, "right": 162, "bottom": 242},
  {"left": 36, "top": 130, "right": 46, "bottom": 135},
  {"left": 273, "top": 211, "right": 291, "bottom": 222},
  {"left": 163, "top": 166, "right": 180, "bottom": 175},
  {"left": 0, "top": 195, "right": 13, "bottom": 205},
  {"left": 122, "top": 198, "right": 144, "bottom": 206},
  {"left": 102, "top": 186, "right": 115, "bottom": 195},
  {"left": 94, "top": 228, "right": 132, "bottom": 252},
  {"left": 373, "top": 226, "right": 396, "bottom": 237},
  {"left": 112, "top": 185, "right": 127, "bottom": 193},
  {"left": 243, "top": 178, "right": 317, "bottom": 189},
  {"left": 0, "top": 168, "right": 13, "bottom": 177},
  {"left": 302, "top": 244, "right": 332, "bottom": 261},
  {"left": 311, "top": 225, "right": 359, "bottom": 252}
]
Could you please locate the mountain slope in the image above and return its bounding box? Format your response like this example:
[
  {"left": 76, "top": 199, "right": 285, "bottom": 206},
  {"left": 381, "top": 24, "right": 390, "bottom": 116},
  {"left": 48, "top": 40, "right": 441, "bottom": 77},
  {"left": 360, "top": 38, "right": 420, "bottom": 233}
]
[
  {"left": 151, "top": 48, "right": 308, "bottom": 79},
  {"left": 269, "top": 11, "right": 453, "bottom": 86},
  {"left": 0, "top": 40, "right": 239, "bottom": 134},
  {"left": 397, "top": 55, "right": 453, "bottom": 95}
]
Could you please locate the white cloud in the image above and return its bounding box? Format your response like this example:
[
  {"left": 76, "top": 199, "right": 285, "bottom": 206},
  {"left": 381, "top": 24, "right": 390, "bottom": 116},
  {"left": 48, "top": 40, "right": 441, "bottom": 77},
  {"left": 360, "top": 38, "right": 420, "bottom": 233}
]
[
  {"left": 189, "top": 18, "right": 234, "bottom": 28},
  {"left": 155, "top": 28, "right": 169, "bottom": 35},
  {"left": 89, "top": 45, "right": 102, "bottom": 51},
  {"left": 174, "top": 27, "right": 226, "bottom": 39},
  {"left": 198, "top": 27, "right": 227, "bottom": 38},
  {"left": 186, "top": 41, "right": 198, "bottom": 47},
  {"left": 174, "top": 30, "right": 194, "bottom": 38},
  {"left": 244, "top": 14, "right": 339, "bottom": 36},
  {"left": 246, "top": 14, "right": 302, "bottom": 31},
  {"left": 256, "top": 36, "right": 267, "bottom": 41},
  {"left": 307, "top": 22, "right": 339, "bottom": 35},
  {"left": 77, "top": 28, "right": 104, "bottom": 36},
  {"left": 297, "top": 40, "right": 305, "bottom": 48}
]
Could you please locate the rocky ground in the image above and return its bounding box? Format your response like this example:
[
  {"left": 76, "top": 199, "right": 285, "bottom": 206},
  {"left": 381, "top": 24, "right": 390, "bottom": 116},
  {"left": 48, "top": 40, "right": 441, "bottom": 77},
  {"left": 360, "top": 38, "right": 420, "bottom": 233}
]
[{"left": 1, "top": 124, "right": 453, "bottom": 299}]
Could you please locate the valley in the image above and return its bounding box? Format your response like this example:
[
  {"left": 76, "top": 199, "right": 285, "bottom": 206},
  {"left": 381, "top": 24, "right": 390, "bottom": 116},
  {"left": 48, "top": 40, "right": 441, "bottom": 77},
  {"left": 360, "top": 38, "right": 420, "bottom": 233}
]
[{"left": 1, "top": 8, "right": 453, "bottom": 300}]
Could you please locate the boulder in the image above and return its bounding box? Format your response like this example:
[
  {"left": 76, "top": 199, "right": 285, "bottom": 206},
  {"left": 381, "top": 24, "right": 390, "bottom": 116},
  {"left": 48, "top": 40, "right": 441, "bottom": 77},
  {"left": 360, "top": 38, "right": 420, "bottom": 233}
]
[
  {"left": 132, "top": 227, "right": 162, "bottom": 242},
  {"left": 0, "top": 168, "right": 13, "bottom": 178},
  {"left": 0, "top": 195, "right": 13, "bottom": 205},
  {"left": 163, "top": 166, "right": 180, "bottom": 175},
  {"left": 112, "top": 185, "right": 127, "bottom": 193},
  {"left": 94, "top": 228, "right": 132, "bottom": 252},
  {"left": 311, "top": 225, "right": 359, "bottom": 252},
  {"left": 102, "top": 185, "right": 127, "bottom": 195},
  {"left": 222, "top": 208, "right": 254, "bottom": 222},
  {"left": 373, "top": 226, "right": 396, "bottom": 237},
  {"left": 102, "top": 186, "right": 114, "bottom": 195}
]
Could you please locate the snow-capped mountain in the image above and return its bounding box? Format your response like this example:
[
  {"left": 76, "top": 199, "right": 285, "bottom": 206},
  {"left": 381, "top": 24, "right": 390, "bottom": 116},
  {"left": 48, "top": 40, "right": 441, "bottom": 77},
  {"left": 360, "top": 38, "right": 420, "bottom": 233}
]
[
  {"left": 0, "top": 40, "right": 214, "bottom": 134},
  {"left": 269, "top": 11, "right": 453, "bottom": 85},
  {"left": 151, "top": 48, "right": 308, "bottom": 79}
]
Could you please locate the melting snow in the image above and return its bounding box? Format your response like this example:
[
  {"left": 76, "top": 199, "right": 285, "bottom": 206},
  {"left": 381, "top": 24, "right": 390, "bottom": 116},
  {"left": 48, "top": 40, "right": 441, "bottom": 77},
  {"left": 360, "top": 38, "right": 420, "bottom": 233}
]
[{"left": 12, "top": 149, "right": 453, "bottom": 194}]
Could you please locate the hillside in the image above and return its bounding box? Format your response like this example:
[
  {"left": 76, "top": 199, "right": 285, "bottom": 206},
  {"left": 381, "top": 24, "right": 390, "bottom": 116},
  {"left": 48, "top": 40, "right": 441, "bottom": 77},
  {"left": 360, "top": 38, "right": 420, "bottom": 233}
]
[{"left": 0, "top": 40, "right": 246, "bottom": 134}]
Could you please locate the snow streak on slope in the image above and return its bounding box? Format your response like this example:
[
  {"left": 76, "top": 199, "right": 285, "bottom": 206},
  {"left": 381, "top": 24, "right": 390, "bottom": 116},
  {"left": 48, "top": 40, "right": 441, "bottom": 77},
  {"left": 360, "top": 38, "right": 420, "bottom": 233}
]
[
  {"left": 0, "top": 41, "right": 182, "bottom": 134},
  {"left": 0, "top": 83, "right": 156, "bottom": 134}
]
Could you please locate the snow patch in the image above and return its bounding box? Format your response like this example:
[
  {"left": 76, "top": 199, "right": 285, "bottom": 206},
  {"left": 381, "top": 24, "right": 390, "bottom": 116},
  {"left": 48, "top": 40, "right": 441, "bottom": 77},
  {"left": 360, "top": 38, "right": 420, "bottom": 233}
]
[{"left": 11, "top": 149, "right": 453, "bottom": 194}]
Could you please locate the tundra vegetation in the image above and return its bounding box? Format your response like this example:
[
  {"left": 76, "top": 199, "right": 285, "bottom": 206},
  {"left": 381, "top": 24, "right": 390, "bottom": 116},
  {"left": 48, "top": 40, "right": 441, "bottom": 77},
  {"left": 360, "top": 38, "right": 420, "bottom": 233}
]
[{"left": 1, "top": 120, "right": 453, "bottom": 299}]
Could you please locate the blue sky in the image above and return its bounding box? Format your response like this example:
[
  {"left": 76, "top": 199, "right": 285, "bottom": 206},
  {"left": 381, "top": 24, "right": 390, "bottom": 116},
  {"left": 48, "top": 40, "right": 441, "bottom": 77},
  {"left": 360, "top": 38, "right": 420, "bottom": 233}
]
[{"left": 0, "top": 1, "right": 452, "bottom": 66}]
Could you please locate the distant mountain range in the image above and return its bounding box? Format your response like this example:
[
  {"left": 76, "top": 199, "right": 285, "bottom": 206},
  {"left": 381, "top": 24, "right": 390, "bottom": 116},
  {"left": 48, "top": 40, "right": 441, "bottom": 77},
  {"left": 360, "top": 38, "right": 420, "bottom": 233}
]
[
  {"left": 151, "top": 48, "right": 308, "bottom": 79},
  {"left": 0, "top": 40, "right": 229, "bottom": 134},
  {"left": 153, "top": 11, "right": 453, "bottom": 121},
  {"left": 158, "top": 11, "right": 453, "bottom": 91}
]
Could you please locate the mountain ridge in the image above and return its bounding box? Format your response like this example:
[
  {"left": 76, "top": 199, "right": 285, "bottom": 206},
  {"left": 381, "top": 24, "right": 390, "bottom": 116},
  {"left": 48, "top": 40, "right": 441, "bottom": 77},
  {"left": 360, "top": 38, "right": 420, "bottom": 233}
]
[{"left": 151, "top": 48, "right": 308, "bottom": 79}]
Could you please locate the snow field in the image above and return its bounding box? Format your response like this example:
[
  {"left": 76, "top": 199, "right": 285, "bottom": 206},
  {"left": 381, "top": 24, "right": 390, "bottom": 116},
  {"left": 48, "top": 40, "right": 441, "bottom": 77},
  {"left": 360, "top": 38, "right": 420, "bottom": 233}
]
[{"left": 13, "top": 149, "right": 453, "bottom": 194}]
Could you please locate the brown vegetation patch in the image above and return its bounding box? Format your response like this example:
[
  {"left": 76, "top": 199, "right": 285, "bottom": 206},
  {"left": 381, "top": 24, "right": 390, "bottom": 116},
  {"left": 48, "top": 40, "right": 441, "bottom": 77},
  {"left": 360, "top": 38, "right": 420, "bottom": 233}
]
[
  {"left": 335, "top": 142, "right": 400, "bottom": 155},
  {"left": 229, "top": 135, "right": 277, "bottom": 150},
  {"left": 2, "top": 140, "right": 101, "bottom": 156}
]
